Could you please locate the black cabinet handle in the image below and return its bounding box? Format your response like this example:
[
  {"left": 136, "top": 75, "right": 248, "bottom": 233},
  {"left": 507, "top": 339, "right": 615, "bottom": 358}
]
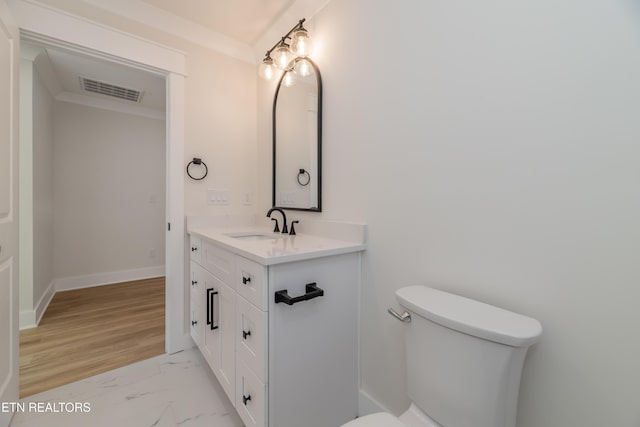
[
  {"left": 206, "top": 288, "right": 219, "bottom": 330},
  {"left": 191, "top": 247, "right": 198, "bottom": 252},
  {"left": 242, "top": 330, "right": 251, "bottom": 340},
  {"left": 243, "top": 394, "right": 251, "bottom": 405},
  {"left": 191, "top": 320, "right": 197, "bottom": 326},
  {"left": 275, "top": 283, "right": 324, "bottom": 306},
  {"left": 191, "top": 280, "right": 197, "bottom": 286},
  {"left": 242, "top": 276, "right": 251, "bottom": 285}
]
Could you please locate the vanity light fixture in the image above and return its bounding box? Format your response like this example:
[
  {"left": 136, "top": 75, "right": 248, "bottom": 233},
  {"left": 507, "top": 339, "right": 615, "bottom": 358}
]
[
  {"left": 272, "top": 38, "right": 294, "bottom": 70},
  {"left": 290, "top": 27, "right": 312, "bottom": 56},
  {"left": 259, "top": 18, "right": 313, "bottom": 81},
  {"left": 258, "top": 55, "right": 275, "bottom": 80}
]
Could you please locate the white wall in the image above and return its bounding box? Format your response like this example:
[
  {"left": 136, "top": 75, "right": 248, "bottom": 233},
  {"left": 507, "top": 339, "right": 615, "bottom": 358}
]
[
  {"left": 53, "top": 102, "right": 165, "bottom": 280},
  {"left": 183, "top": 44, "right": 257, "bottom": 216},
  {"left": 32, "top": 59, "right": 55, "bottom": 306},
  {"left": 19, "top": 54, "right": 55, "bottom": 327},
  {"left": 258, "top": 0, "right": 640, "bottom": 425}
]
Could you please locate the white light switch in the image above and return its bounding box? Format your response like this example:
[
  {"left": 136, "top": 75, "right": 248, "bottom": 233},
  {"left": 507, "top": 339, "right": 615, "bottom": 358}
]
[{"left": 208, "top": 189, "right": 230, "bottom": 206}]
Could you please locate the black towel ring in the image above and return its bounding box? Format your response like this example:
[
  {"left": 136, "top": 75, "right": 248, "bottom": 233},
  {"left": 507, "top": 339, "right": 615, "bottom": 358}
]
[
  {"left": 187, "top": 158, "right": 208, "bottom": 181},
  {"left": 297, "top": 168, "right": 311, "bottom": 186}
]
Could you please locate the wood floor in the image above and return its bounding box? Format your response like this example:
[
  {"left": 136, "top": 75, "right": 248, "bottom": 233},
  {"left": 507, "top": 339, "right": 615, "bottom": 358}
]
[{"left": 19, "top": 277, "right": 165, "bottom": 397}]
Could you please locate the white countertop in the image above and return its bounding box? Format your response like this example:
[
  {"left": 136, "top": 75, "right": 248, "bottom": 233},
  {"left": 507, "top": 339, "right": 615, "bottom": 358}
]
[{"left": 189, "top": 225, "right": 366, "bottom": 266}]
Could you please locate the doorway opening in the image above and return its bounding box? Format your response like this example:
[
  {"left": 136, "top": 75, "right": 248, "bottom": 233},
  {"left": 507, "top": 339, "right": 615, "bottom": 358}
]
[
  {"left": 15, "top": 29, "right": 188, "bottom": 398},
  {"left": 18, "top": 40, "right": 167, "bottom": 396}
]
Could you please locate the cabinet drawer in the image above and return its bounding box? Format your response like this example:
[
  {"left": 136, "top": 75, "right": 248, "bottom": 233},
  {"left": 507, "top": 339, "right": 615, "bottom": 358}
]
[
  {"left": 236, "top": 257, "right": 268, "bottom": 310},
  {"left": 190, "top": 299, "right": 204, "bottom": 348},
  {"left": 202, "top": 241, "right": 234, "bottom": 286},
  {"left": 190, "top": 261, "right": 203, "bottom": 295},
  {"left": 236, "top": 360, "right": 267, "bottom": 427},
  {"left": 236, "top": 295, "right": 268, "bottom": 382},
  {"left": 189, "top": 236, "right": 202, "bottom": 264}
]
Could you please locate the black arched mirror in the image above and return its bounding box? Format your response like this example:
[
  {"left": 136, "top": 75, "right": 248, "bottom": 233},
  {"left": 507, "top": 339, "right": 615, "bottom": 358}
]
[{"left": 272, "top": 57, "right": 322, "bottom": 211}]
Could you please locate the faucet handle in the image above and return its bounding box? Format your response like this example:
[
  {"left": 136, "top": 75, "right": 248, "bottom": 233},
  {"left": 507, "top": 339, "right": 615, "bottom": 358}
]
[
  {"left": 271, "top": 218, "right": 280, "bottom": 233},
  {"left": 290, "top": 220, "right": 299, "bottom": 235}
]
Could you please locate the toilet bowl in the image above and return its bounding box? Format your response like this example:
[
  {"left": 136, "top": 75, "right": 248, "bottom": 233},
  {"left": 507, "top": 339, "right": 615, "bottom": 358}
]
[
  {"left": 344, "top": 403, "right": 441, "bottom": 427},
  {"left": 342, "top": 286, "right": 542, "bottom": 427}
]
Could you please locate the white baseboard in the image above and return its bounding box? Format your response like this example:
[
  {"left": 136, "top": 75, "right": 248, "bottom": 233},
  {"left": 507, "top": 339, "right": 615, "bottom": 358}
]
[
  {"left": 55, "top": 265, "right": 165, "bottom": 292},
  {"left": 19, "top": 280, "right": 55, "bottom": 330},
  {"left": 168, "top": 333, "right": 195, "bottom": 354},
  {"left": 359, "top": 389, "right": 389, "bottom": 417},
  {"left": 35, "top": 280, "right": 56, "bottom": 324}
]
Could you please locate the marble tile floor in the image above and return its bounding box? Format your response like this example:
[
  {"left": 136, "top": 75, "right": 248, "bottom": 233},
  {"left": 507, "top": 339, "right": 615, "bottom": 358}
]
[{"left": 9, "top": 348, "right": 244, "bottom": 427}]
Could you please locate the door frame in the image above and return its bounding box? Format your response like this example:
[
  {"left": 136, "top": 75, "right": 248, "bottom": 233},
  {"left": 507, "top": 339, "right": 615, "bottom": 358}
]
[
  {"left": 0, "top": 1, "right": 20, "bottom": 424},
  {"left": 13, "top": 2, "right": 189, "bottom": 354}
]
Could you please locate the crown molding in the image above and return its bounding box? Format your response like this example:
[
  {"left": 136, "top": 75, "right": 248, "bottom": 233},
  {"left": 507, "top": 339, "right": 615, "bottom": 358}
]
[
  {"left": 19, "top": 0, "right": 257, "bottom": 64},
  {"left": 11, "top": 0, "right": 187, "bottom": 75}
]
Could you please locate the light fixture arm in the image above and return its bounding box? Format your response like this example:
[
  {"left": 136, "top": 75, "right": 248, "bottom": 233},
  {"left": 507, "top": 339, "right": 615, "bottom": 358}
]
[{"left": 263, "top": 19, "right": 306, "bottom": 59}]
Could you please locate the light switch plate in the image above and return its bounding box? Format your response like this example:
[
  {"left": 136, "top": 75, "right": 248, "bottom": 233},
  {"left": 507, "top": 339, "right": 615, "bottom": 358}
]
[{"left": 208, "top": 189, "right": 230, "bottom": 206}]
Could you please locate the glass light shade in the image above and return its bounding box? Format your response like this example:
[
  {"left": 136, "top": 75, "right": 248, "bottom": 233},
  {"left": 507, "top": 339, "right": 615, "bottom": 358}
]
[
  {"left": 290, "top": 28, "right": 313, "bottom": 57},
  {"left": 283, "top": 72, "right": 295, "bottom": 87},
  {"left": 272, "top": 44, "right": 294, "bottom": 70},
  {"left": 258, "top": 58, "right": 275, "bottom": 80},
  {"left": 294, "top": 60, "right": 311, "bottom": 77}
]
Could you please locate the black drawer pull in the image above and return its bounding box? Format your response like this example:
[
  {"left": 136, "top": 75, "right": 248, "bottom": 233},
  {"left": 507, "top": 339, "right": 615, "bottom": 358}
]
[
  {"left": 191, "top": 247, "right": 198, "bottom": 252},
  {"left": 191, "top": 320, "right": 197, "bottom": 326},
  {"left": 275, "top": 283, "right": 324, "bottom": 306},
  {"left": 242, "top": 330, "right": 251, "bottom": 340},
  {"left": 242, "top": 276, "right": 251, "bottom": 285},
  {"left": 206, "top": 288, "right": 219, "bottom": 330},
  {"left": 191, "top": 280, "right": 197, "bottom": 286},
  {"left": 243, "top": 394, "right": 251, "bottom": 405}
]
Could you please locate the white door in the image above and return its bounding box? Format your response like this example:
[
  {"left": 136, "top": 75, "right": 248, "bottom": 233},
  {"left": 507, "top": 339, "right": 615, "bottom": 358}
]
[{"left": 0, "top": 1, "right": 20, "bottom": 426}]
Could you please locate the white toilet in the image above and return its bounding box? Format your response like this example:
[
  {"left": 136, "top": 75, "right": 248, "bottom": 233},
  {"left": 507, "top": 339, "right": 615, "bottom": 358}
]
[{"left": 343, "top": 285, "right": 542, "bottom": 427}]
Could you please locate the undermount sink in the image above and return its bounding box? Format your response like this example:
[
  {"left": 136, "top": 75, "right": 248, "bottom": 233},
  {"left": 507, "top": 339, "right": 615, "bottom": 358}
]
[{"left": 225, "top": 233, "right": 277, "bottom": 241}]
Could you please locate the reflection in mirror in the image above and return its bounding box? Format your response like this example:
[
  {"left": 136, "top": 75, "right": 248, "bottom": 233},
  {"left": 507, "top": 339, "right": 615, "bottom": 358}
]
[{"left": 273, "top": 57, "right": 321, "bottom": 211}]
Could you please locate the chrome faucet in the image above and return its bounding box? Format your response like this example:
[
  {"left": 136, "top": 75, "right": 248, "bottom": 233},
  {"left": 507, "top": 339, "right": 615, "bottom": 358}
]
[{"left": 266, "top": 207, "right": 288, "bottom": 234}]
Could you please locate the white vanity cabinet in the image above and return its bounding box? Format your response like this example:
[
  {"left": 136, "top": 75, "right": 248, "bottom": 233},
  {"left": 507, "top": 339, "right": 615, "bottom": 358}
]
[{"left": 188, "top": 231, "right": 362, "bottom": 427}]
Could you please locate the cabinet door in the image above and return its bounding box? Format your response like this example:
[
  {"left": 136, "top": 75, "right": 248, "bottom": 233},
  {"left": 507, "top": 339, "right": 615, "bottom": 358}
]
[
  {"left": 201, "top": 268, "right": 236, "bottom": 404},
  {"left": 268, "top": 254, "right": 360, "bottom": 427},
  {"left": 217, "top": 280, "right": 236, "bottom": 404},
  {"left": 201, "top": 269, "right": 221, "bottom": 374}
]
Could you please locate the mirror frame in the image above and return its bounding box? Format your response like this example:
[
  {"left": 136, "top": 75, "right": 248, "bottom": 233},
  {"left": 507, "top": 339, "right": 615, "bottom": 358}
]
[{"left": 272, "top": 57, "right": 322, "bottom": 212}]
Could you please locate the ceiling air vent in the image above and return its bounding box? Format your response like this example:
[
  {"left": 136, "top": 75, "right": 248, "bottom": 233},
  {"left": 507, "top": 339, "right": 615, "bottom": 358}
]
[{"left": 80, "top": 77, "right": 143, "bottom": 103}]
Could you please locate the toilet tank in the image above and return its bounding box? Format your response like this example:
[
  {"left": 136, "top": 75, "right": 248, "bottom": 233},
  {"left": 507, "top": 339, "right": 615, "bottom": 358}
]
[{"left": 396, "top": 286, "right": 542, "bottom": 427}]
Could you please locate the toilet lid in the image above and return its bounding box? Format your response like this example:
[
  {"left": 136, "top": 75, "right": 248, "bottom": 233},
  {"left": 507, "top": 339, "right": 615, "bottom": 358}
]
[{"left": 342, "top": 412, "right": 406, "bottom": 427}]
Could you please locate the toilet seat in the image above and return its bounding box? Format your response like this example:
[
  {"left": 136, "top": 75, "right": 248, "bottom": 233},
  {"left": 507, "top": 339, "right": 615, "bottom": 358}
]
[{"left": 341, "top": 412, "right": 406, "bottom": 427}]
